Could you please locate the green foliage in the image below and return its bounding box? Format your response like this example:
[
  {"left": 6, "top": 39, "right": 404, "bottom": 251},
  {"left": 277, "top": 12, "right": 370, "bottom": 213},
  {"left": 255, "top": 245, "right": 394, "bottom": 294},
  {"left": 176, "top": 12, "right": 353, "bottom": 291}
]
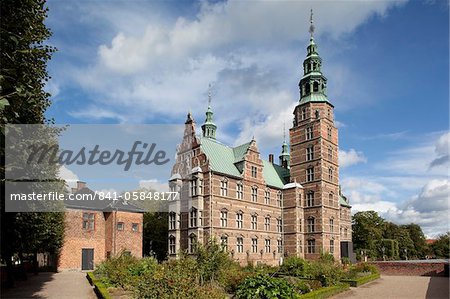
[
  {"left": 143, "top": 212, "right": 168, "bottom": 261},
  {"left": 431, "top": 232, "right": 450, "bottom": 258},
  {"left": 352, "top": 211, "right": 384, "bottom": 256},
  {"left": 280, "top": 256, "right": 310, "bottom": 277},
  {"left": 374, "top": 239, "right": 399, "bottom": 260},
  {"left": 219, "top": 262, "right": 252, "bottom": 293},
  {"left": 94, "top": 253, "right": 157, "bottom": 289},
  {"left": 401, "top": 224, "right": 427, "bottom": 259},
  {"left": 341, "top": 273, "right": 380, "bottom": 287},
  {"left": 86, "top": 272, "right": 113, "bottom": 299},
  {"left": 319, "top": 253, "right": 335, "bottom": 263},
  {"left": 307, "top": 259, "right": 344, "bottom": 287},
  {"left": 196, "top": 239, "right": 233, "bottom": 285},
  {"left": 298, "top": 284, "right": 349, "bottom": 299},
  {"left": 346, "top": 263, "right": 379, "bottom": 279},
  {"left": 236, "top": 274, "right": 298, "bottom": 299}
]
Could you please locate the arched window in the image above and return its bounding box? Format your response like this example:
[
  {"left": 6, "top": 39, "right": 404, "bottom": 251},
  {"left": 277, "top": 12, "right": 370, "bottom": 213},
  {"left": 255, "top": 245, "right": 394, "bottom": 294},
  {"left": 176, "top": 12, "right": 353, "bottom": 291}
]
[
  {"left": 307, "top": 167, "right": 314, "bottom": 182},
  {"left": 307, "top": 191, "right": 314, "bottom": 207},
  {"left": 189, "top": 207, "right": 197, "bottom": 228},
  {"left": 301, "top": 108, "right": 307, "bottom": 120},
  {"left": 329, "top": 217, "right": 334, "bottom": 233},
  {"left": 305, "top": 83, "right": 310, "bottom": 94},
  {"left": 189, "top": 233, "right": 197, "bottom": 253},
  {"left": 328, "top": 167, "right": 333, "bottom": 181},
  {"left": 329, "top": 192, "right": 334, "bottom": 206},
  {"left": 169, "top": 235, "right": 176, "bottom": 254},
  {"left": 220, "top": 235, "right": 228, "bottom": 251},
  {"left": 236, "top": 211, "right": 243, "bottom": 229},
  {"left": 307, "top": 145, "right": 314, "bottom": 161}
]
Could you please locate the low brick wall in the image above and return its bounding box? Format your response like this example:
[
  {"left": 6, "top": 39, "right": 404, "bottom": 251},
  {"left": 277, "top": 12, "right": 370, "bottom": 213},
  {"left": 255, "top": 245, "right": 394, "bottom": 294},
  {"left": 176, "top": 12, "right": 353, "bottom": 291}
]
[{"left": 370, "top": 261, "right": 449, "bottom": 277}]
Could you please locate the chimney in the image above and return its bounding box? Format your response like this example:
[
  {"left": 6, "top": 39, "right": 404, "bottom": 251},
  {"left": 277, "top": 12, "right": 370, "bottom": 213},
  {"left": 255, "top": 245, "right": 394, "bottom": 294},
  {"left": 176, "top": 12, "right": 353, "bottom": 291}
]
[
  {"left": 269, "top": 154, "right": 274, "bottom": 163},
  {"left": 77, "top": 181, "right": 86, "bottom": 191}
]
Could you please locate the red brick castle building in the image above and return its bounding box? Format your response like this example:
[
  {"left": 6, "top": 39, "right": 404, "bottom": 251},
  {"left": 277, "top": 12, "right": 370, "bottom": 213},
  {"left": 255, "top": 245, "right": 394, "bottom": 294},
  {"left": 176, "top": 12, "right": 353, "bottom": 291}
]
[{"left": 168, "top": 13, "right": 353, "bottom": 265}]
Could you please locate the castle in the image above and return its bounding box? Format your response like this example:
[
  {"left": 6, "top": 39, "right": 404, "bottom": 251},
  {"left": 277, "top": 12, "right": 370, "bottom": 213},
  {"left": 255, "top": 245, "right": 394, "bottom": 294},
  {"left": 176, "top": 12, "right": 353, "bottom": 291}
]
[{"left": 168, "top": 13, "right": 353, "bottom": 265}]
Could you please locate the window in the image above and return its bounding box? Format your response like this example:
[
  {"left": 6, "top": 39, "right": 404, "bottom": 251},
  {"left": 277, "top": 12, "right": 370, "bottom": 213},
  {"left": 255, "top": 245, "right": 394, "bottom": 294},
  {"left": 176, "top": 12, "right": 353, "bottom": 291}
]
[
  {"left": 329, "top": 192, "right": 334, "bottom": 206},
  {"left": 251, "top": 187, "right": 258, "bottom": 202},
  {"left": 344, "top": 228, "right": 348, "bottom": 238},
  {"left": 313, "top": 81, "right": 319, "bottom": 92},
  {"left": 307, "top": 239, "right": 315, "bottom": 254},
  {"left": 277, "top": 192, "right": 282, "bottom": 207},
  {"left": 306, "top": 127, "right": 313, "bottom": 140},
  {"left": 277, "top": 218, "right": 283, "bottom": 233},
  {"left": 328, "top": 168, "right": 333, "bottom": 181},
  {"left": 198, "top": 179, "right": 203, "bottom": 195},
  {"left": 264, "top": 216, "right": 270, "bottom": 231},
  {"left": 117, "top": 222, "right": 124, "bottom": 231},
  {"left": 220, "top": 210, "right": 228, "bottom": 227},
  {"left": 307, "top": 167, "right": 314, "bottom": 182},
  {"left": 277, "top": 239, "right": 283, "bottom": 253},
  {"left": 328, "top": 146, "right": 333, "bottom": 160},
  {"left": 82, "top": 213, "right": 95, "bottom": 230},
  {"left": 236, "top": 182, "right": 243, "bottom": 199},
  {"left": 237, "top": 237, "right": 244, "bottom": 253},
  {"left": 306, "top": 191, "right": 314, "bottom": 207},
  {"left": 220, "top": 179, "right": 228, "bottom": 197},
  {"left": 301, "top": 108, "right": 307, "bottom": 120},
  {"left": 221, "top": 235, "right": 228, "bottom": 252},
  {"left": 190, "top": 179, "right": 197, "bottom": 196},
  {"left": 330, "top": 218, "right": 334, "bottom": 233},
  {"left": 169, "top": 236, "right": 176, "bottom": 254},
  {"left": 189, "top": 208, "right": 197, "bottom": 228},
  {"left": 265, "top": 239, "right": 271, "bottom": 253},
  {"left": 264, "top": 190, "right": 270, "bottom": 205},
  {"left": 307, "top": 146, "right": 314, "bottom": 161},
  {"left": 330, "top": 240, "right": 335, "bottom": 253},
  {"left": 252, "top": 238, "right": 258, "bottom": 253},
  {"left": 327, "top": 127, "right": 332, "bottom": 140},
  {"left": 307, "top": 217, "right": 315, "bottom": 233},
  {"left": 199, "top": 210, "right": 203, "bottom": 226},
  {"left": 251, "top": 214, "right": 258, "bottom": 230},
  {"left": 169, "top": 212, "right": 176, "bottom": 230},
  {"left": 132, "top": 223, "right": 139, "bottom": 232},
  {"left": 189, "top": 234, "right": 197, "bottom": 254},
  {"left": 236, "top": 212, "right": 243, "bottom": 229},
  {"left": 251, "top": 166, "right": 257, "bottom": 178}
]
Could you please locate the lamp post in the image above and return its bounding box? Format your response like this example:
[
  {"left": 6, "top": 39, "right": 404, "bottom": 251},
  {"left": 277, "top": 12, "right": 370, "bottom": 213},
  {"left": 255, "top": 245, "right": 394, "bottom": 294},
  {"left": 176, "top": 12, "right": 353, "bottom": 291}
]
[
  {"left": 382, "top": 246, "right": 386, "bottom": 261},
  {"left": 404, "top": 248, "right": 408, "bottom": 260}
]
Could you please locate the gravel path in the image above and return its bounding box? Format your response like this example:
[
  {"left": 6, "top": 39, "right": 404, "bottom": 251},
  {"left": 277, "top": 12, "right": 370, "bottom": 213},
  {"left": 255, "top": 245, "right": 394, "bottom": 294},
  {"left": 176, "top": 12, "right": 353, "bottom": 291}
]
[
  {"left": 332, "top": 275, "right": 449, "bottom": 299},
  {"left": 1, "top": 271, "right": 97, "bottom": 299}
]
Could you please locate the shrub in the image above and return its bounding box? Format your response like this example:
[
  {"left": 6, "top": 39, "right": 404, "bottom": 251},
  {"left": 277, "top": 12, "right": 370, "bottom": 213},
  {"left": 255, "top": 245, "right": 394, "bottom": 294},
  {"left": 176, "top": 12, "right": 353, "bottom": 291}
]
[
  {"left": 196, "top": 239, "right": 233, "bottom": 285},
  {"left": 308, "top": 260, "right": 344, "bottom": 287},
  {"left": 219, "top": 262, "right": 252, "bottom": 293},
  {"left": 236, "top": 274, "right": 298, "bottom": 299},
  {"left": 347, "top": 262, "right": 379, "bottom": 279},
  {"left": 298, "top": 284, "right": 349, "bottom": 299},
  {"left": 94, "top": 253, "right": 142, "bottom": 289},
  {"left": 280, "top": 256, "right": 310, "bottom": 277}
]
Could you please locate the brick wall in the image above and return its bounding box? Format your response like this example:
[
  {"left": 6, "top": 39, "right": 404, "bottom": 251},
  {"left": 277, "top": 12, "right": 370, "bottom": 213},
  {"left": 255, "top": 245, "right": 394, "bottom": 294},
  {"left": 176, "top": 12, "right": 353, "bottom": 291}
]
[
  {"left": 58, "top": 209, "right": 106, "bottom": 270},
  {"left": 370, "top": 261, "right": 449, "bottom": 277}
]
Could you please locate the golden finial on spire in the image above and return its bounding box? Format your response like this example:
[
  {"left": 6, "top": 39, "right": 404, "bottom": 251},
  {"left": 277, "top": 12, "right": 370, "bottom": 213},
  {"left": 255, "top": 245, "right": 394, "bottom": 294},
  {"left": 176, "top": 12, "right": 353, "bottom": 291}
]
[{"left": 309, "top": 8, "right": 315, "bottom": 39}]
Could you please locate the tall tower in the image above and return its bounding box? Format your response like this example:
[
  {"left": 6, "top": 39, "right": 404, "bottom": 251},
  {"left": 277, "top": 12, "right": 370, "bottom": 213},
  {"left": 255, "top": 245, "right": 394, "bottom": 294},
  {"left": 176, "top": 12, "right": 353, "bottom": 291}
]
[
  {"left": 201, "top": 85, "right": 217, "bottom": 139},
  {"left": 290, "top": 10, "right": 341, "bottom": 259}
]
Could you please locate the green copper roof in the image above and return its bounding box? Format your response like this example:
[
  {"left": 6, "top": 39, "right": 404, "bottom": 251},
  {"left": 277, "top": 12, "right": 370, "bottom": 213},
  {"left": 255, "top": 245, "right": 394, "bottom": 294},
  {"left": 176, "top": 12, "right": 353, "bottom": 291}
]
[
  {"left": 262, "top": 160, "right": 290, "bottom": 188},
  {"left": 199, "top": 137, "right": 289, "bottom": 188},
  {"left": 339, "top": 194, "right": 351, "bottom": 208},
  {"left": 299, "top": 93, "right": 331, "bottom": 105}
]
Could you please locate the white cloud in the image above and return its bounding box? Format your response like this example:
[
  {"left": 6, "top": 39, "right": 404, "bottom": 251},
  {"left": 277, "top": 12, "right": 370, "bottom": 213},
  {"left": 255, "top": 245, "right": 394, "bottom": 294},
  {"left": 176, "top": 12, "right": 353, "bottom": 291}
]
[
  {"left": 430, "top": 132, "right": 450, "bottom": 168},
  {"left": 339, "top": 149, "right": 367, "bottom": 168},
  {"left": 58, "top": 166, "right": 79, "bottom": 189},
  {"left": 139, "top": 179, "right": 169, "bottom": 192}
]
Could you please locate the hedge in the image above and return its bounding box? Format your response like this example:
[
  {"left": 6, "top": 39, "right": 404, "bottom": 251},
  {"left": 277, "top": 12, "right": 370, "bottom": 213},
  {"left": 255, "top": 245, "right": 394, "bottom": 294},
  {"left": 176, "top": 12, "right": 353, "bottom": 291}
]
[
  {"left": 86, "top": 272, "right": 112, "bottom": 299},
  {"left": 298, "top": 283, "right": 350, "bottom": 299},
  {"left": 341, "top": 273, "right": 380, "bottom": 287}
]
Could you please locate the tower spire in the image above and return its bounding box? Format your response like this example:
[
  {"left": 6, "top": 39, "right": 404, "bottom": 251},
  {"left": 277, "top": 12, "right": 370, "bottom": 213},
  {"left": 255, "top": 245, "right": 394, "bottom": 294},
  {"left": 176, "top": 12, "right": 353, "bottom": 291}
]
[
  {"left": 202, "top": 84, "right": 217, "bottom": 139},
  {"left": 309, "top": 9, "right": 315, "bottom": 39},
  {"left": 279, "top": 122, "right": 290, "bottom": 168}
]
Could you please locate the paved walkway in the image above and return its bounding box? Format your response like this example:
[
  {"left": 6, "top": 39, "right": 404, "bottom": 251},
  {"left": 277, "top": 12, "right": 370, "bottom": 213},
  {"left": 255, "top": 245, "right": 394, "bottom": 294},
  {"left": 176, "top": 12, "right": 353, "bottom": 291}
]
[
  {"left": 332, "top": 275, "right": 449, "bottom": 299},
  {"left": 1, "top": 271, "right": 97, "bottom": 298}
]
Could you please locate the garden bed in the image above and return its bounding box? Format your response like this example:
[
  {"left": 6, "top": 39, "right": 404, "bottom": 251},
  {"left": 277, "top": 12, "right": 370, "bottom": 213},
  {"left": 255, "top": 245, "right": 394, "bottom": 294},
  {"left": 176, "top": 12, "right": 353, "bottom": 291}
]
[
  {"left": 86, "top": 272, "right": 112, "bottom": 299},
  {"left": 341, "top": 273, "right": 380, "bottom": 287},
  {"left": 298, "top": 283, "right": 350, "bottom": 299}
]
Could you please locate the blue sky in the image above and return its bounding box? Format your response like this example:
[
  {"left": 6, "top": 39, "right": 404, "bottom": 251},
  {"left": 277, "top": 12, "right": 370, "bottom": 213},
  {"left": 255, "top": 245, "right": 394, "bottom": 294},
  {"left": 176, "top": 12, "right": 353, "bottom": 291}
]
[{"left": 44, "top": 0, "right": 449, "bottom": 237}]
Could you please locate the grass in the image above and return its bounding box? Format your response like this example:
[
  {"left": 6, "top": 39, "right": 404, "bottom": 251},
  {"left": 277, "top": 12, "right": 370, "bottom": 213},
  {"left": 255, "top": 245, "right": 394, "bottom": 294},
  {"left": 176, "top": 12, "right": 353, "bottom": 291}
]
[
  {"left": 86, "top": 272, "right": 112, "bottom": 299},
  {"left": 341, "top": 273, "right": 380, "bottom": 287},
  {"left": 298, "top": 283, "right": 350, "bottom": 299}
]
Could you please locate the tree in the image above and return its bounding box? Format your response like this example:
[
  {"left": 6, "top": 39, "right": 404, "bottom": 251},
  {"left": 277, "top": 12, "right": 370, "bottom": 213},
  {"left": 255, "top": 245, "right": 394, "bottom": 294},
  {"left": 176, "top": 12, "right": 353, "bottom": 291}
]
[
  {"left": 401, "top": 223, "right": 427, "bottom": 259},
  {"left": 1, "top": 0, "right": 64, "bottom": 286},
  {"left": 143, "top": 212, "right": 168, "bottom": 261},
  {"left": 352, "top": 211, "right": 384, "bottom": 256},
  {"left": 430, "top": 232, "right": 450, "bottom": 259}
]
